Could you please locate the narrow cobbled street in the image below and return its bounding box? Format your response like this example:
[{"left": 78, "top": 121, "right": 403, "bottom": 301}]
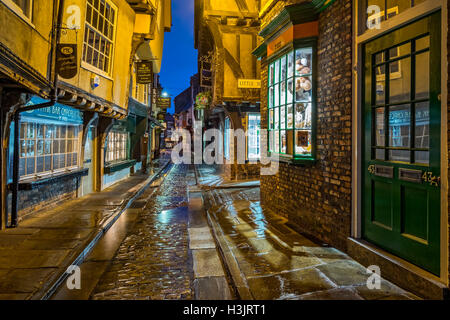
[{"left": 91, "top": 164, "right": 195, "bottom": 300}]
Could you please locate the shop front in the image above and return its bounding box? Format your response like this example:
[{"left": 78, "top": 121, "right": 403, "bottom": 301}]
[
  {"left": 350, "top": 0, "right": 449, "bottom": 298},
  {"left": 103, "top": 116, "right": 137, "bottom": 189},
  {"left": 7, "top": 96, "right": 87, "bottom": 220}
]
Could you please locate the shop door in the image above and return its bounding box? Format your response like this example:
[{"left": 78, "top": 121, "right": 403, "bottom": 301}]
[
  {"left": 82, "top": 126, "right": 96, "bottom": 196},
  {"left": 363, "top": 13, "right": 441, "bottom": 275}
]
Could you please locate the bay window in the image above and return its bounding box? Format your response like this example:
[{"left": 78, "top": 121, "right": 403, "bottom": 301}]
[
  {"left": 268, "top": 44, "right": 316, "bottom": 160},
  {"left": 106, "top": 131, "right": 128, "bottom": 163},
  {"left": 19, "top": 123, "right": 81, "bottom": 178}
]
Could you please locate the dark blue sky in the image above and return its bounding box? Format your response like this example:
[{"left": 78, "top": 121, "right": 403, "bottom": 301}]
[{"left": 159, "top": 0, "right": 197, "bottom": 114}]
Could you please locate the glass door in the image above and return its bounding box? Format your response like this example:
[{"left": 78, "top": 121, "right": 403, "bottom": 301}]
[{"left": 363, "top": 12, "right": 441, "bottom": 275}]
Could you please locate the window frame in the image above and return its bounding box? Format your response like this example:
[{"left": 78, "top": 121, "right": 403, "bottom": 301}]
[
  {"left": 1, "top": 0, "right": 33, "bottom": 24},
  {"left": 247, "top": 113, "right": 261, "bottom": 161},
  {"left": 82, "top": 0, "right": 118, "bottom": 77},
  {"left": 105, "top": 131, "right": 129, "bottom": 164},
  {"left": 224, "top": 117, "right": 231, "bottom": 161},
  {"left": 267, "top": 38, "right": 318, "bottom": 163},
  {"left": 18, "top": 122, "right": 81, "bottom": 180}
]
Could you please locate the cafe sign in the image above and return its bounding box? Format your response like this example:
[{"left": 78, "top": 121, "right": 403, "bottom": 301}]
[
  {"left": 56, "top": 44, "right": 78, "bottom": 79},
  {"left": 238, "top": 79, "right": 261, "bottom": 89}
]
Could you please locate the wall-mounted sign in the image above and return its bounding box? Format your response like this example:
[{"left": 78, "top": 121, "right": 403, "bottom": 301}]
[
  {"left": 157, "top": 97, "right": 171, "bottom": 109},
  {"left": 56, "top": 44, "right": 78, "bottom": 79},
  {"left": 136, "top": 61, "right": 153, "bottom": 84},
  {"left": 24, "top": 96, "right": 83, "bottom": 124},
  {"left": 238, "top": 79, "right": 262, "bottom": 89}
]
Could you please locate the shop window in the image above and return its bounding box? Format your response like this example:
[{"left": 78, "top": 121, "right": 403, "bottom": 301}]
[
  {"left": 82, "top": 0, "right": 116, "bottom": 75},
  {"left": 268, "top": 46, "right": 315, "bottom": 159},
  {"left": 365, "top": 0, "right": 426, "bottom": 32},
  {"left": 224, "top": 117, "right": 231, "bottom": 160},
  {"left": 19, "top": 123, "right": 80, "bottom": 179},
  {"left": 106, "top": 131, "right": 128, "bottom": 163},
  {"left": 247, "top": 114, "right": 260, "bottom": 161}
]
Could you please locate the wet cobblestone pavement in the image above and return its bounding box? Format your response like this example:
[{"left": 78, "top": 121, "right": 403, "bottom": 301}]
[{"left": 91, "top": 164, "right": 195, "bottom": 300}]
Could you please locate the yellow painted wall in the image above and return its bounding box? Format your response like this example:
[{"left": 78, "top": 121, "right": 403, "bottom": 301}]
[
  {"left": 60, "top": 0, "right": 135, "bottom": 110},
  {"left": 0, "top": 0, "right": 54, "bottom": 86}
]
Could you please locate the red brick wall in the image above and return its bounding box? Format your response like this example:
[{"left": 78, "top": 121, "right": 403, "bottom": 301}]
[{"left": 260, "top": 0, "right": 353, "bottom": 251}]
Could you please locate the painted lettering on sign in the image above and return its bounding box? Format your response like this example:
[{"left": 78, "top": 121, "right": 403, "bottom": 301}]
[{"left": 238, "top": 79, "right": 261, "bottom": 89}]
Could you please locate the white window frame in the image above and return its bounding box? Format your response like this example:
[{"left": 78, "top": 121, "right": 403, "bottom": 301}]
[
  {"left": 106, "top": 131, "right": 128, "bottom": 163},
  {"left": 0, "top": 0, "right": 34, "bottom": 25},
  {"left": 247, "top": 113, "right": 261, "bottom": 161},
  {"left": 224, "top": 117, "right": 231, "bottom": 161},
  {"left": 19, "top": 122, "right": 81, "bottom": 180},
  {"left": 82, "top": 0, "right": 118, "bottom": 78}
]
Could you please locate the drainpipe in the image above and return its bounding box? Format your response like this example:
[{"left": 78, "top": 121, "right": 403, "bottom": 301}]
[{"left": 9, "top": 0, "right": 65, "bottom": 227}]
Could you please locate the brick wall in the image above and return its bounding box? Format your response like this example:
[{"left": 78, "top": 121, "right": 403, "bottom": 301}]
[
  {"left": 260, "top": 0, "right": 353, "bottom": 251},
  {"left": 10, "top": 177, "right": 81, "bottom": 221}
]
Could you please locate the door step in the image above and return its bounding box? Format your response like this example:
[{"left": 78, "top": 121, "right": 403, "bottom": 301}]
[{"left": 347, "top": 238, "right": 449, "bottom": 300}]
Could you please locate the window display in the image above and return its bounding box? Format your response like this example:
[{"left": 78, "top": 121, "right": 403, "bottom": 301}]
[
  {"left": 19, "top": 123, "right": 81, "bottom": 178},
  {"left": 268, "top": 46, "right": 315, "bottom": 158},
  {"left": 106, "top": 131, "right": 128, "bottom": 163}
]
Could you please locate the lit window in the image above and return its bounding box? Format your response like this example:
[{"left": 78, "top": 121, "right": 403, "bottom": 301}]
[
  {"left": 106, "top": 132, "right": 128, "bottom": 163},
  {"left": 224, "top": 117, "right": 231, "bottom": 160},
  {"left": 19, "top": 123, "right": 80, "bottom": 178},
  {"left": 83, "top": 0, "right": 116, "bottom": 74},
  {"left": 247, "top": 114, "right": 260, "bottom": 160},
  {"left": 268, "top": 46, "right": 315, "bottom": 159}
]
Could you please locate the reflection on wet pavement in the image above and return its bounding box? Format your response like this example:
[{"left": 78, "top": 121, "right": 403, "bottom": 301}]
[
  {"left": 91, "top": 165, "right": 195, "bottom": 300},
  {"left": 203, "top": 186, "right": 418, "bottom": 300}
]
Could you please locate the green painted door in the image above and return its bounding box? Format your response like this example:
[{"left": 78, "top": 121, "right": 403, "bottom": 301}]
[{"left": 363, "top": 12, "right": 441, "bottom": 275}]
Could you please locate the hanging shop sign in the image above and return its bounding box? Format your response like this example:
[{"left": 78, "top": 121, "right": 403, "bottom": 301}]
[
  {"left": 238, "top": 79, "right": 262, "bottom": 89},
  {"left": 136, "top": 61, "right": 153, "bottom": 84},
  {"left": 56, "top": 43, "right": 78, "bottom": 79},
  {"left": 195, "top": 92, "right": 211, "bottom": 110},
  {"left": 157, "top": 97, "right": 171, "bottom": 109}
]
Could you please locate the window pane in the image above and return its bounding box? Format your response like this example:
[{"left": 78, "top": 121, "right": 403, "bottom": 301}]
[
  {"left": 281, "top": 130, "right": 287, "bottom": 153},
  {"left": 389, "top": 57, "right": 411, "bottom": 103},
  {"left": 375, "top": 108, "right": 385, "bottom": 147},
  {"left": 280, "top": 81, "right": 286, "bottom": 106},
  {"left": 415, "top": 51, "right": 429, "bottom": 100},
  {"left": 26, "top": 157, "right": 35, "bottom": 175},
  {"left": 287, "top": 79, "right": 294, "bottom": 104},
  {"left": 375, "top": 64, "right": 386, "bottom": 105},
  {"left": 287, "top": 52, "right": 294, "bottom": 78},
  {"left": 295, "top": 48, "right": 313, "bottom": 76},
  {"left": 274, "top": 84, "right": 279, "bottom": 106},
  {"left": 280, "top": 106, "right": 286, "bottom": 129},
  {"left": 415, "top": 102, "right": 429, "bottom": 149},
  {"left": 280, "top": 56, "right": 287, "bottom": 81},
  {"left": 416, "top": 35, "right": 430, "bottom": 51},
  {"left": 287, "top": 104, "right": 293, "bottom": 129},
  {"left": 295, "top": 131, "right": 311, "bottom": 155},
  {"left": 274, "top": 60, "right": 280, "bottom": 84},
  {"left": 295, "top": 76, "right": 312, "bottom": 102},
  {"left": 269, "top": 109, "right": 274, "bottom": 129},
  {"left": 274, "top": 107, "right": 279, "bottom": 129},
  {"left": 295, "top": 103, "right": 312, "bottom": 129},
  {"left": 389, "top": 104, "right": 411, "bottom": 148}
]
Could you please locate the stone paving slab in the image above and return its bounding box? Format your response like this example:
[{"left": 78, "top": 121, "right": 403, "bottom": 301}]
[
  {"left": 201, "top": 178, "right": 418, "bottom": 300},
  {"left": 0, "top": 159, "right": 170, "bottom": 300}
]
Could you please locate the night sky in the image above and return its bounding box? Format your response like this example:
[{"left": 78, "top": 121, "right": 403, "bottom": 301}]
[{"left": 159, "top": 0, "right": 198, "bottom": 114}]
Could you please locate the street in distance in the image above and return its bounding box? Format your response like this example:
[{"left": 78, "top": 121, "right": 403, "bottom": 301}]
[{"left": 183, "top": 305, "right": 266, "bottom": 318}]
